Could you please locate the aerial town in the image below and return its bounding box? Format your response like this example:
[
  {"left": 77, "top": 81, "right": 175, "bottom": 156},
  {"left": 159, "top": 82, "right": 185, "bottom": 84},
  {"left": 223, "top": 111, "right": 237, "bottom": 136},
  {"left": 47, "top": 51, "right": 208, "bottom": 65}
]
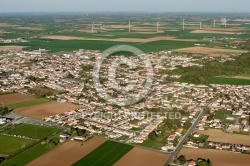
[{"left": 0, "top": 1, "right": 250, "bottom": 165}]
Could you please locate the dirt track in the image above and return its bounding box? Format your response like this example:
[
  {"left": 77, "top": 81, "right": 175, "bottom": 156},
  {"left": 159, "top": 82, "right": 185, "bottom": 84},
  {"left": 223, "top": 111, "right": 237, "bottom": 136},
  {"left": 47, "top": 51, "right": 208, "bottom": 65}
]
[
  {"left": 14, "top": 102, "right": 81, "bottom": 119},
  {"left": 179, "top": 148, "right": 250, "bottom": 166},
  {"left": 0, "top": 93, "right": 36, "bottom": 105},
  {"left": 114, "top": 147, "right": 169, "bottom": 166},
  {"left": 27, "top": 137, "right": 106, "bottom": 166}
]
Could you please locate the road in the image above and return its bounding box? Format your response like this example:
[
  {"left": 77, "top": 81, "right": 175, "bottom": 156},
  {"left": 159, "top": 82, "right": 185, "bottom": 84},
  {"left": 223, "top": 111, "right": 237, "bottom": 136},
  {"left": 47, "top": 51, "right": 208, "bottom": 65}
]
[{"left": 164, "top": 97, "right": 218, "bottom": 166}]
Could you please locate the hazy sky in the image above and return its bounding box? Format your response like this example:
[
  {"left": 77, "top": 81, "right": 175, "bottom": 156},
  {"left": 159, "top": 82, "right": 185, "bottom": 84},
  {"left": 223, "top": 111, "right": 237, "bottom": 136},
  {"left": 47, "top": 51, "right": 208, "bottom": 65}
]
[{"left": 0, "top": 0, "right": 249, "bottom": 13}]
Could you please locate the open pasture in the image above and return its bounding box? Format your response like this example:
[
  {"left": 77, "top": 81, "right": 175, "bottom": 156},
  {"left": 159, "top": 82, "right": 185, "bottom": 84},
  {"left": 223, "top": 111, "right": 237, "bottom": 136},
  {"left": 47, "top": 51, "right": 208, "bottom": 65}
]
[{"left": 0, "top": 135, "right": 35, "bottom": 155}]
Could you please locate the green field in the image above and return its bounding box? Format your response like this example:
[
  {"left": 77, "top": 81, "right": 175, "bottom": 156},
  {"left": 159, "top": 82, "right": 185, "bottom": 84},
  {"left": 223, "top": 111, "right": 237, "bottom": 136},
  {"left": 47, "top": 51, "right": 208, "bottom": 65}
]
[
  {"left": 1, "top": 144, "right": 50, "bottom": 166},
  {"left": 0, "top": 135, "right": 35, "bottom": 155},
  {"left": 214, "top": 109, "right": 235, "bottom": 124},
  {"left": 73, "top": 141, "right": 133, "bottom": 166},
  {"left": 207, "top": 77, "right": 250, "bottom": 85},
  {"left": 4, "top": 124, "right": 62, "bottom": 140},
  {"left": 7, "top": 98, "right": 53, "bottom": 109}
]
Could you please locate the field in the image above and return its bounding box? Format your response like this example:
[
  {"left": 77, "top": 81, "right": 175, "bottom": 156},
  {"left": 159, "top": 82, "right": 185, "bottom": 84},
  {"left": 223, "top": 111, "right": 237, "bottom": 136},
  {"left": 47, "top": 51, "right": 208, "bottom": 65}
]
[
  {"left": 73, "top": 141, "right": 133, "bottom": 166},
  {"left": 8, "top": 98, "right": 52, "bottom": 110},
  {"left": 207, "top": 77, "right": 250, "bottom": 85},
  {"left": 4, "top": 123, "right": 62, "bottom": 140},
  {"left": 174, "top": 46, "right": 248, "bottom": 55},
  {"left": 194, "top": 129, "right": 250, "bottom": 145},
  {"left": 114, "top": 147, "right": 169, "bottom": 166},
  {"left": 0, "top": 93, "right": 36, "bottom": 105},
  {"left": 179, "top": 148, "right": 250, "bottom": 166},
  {"left": 27, "top": 137, "right": 106, "bottom": 166},
  {"left": 1, "top": 144, "right": 51, "bottom": 166},
  {"left": 14, "top": 101, "right": 81, "bottom": 119},
  {"left": 0, "top": 45, "right": 26, "bottom": 51},
  {"left": 191, "top": 30, "right": 235, "bottom": 34},
  {"left": 0, "top": 135, "right": 35, "bottom": 155},
  {"left": 109, "top": 36, "right": 197, "bottom": 43}
]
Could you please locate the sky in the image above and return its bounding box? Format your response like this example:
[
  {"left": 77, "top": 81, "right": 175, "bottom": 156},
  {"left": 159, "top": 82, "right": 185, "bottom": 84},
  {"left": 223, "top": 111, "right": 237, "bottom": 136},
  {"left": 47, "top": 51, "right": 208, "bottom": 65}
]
[{"left": 0, "top": 0, "right": 249, "bottom": 13}]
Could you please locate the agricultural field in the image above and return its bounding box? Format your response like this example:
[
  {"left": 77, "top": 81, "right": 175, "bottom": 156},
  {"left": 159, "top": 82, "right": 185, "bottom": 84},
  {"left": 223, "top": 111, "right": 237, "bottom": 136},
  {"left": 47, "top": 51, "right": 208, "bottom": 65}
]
[
  {"left": 174, "top": 46, "right": 248, "bottom": 56},
  {"left": 27, "top": 137, "right": 106, "bottom": 166},
  {"left": 14, "top": 101, "right": 81, "bottom": 119},
  {"left": 8, "top": 98, "right": 53, "bottom": 110},
  {"left": 114, "top": 147, "right": 169, "bottom": 166},
  {"left": 0, "top": 93, "right": 36, "bottom": 105},
  {"left": 0, "top": 135, "right": 35, "bottom": 155},
  {"left": 179, "top": 148, "right": 250, "bottom": 166},
  {"left": 194, "top": 129, "right": 250, "bottom": 146},
  {"left": 73, "top": 141, "right": 133, "bottom": 166},
  {"left": 4, "top": 123, "right": 62, "bottom": 140},
  {"left": 0, "top": 144, "right": 50, "bottom": 166}
]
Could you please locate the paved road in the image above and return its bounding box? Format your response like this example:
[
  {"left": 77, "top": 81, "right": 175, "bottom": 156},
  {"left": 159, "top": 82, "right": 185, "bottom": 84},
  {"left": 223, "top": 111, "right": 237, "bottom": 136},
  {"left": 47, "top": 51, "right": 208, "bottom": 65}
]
[{"left": 164, "top": 97, "right": 218, "bottom": 166}]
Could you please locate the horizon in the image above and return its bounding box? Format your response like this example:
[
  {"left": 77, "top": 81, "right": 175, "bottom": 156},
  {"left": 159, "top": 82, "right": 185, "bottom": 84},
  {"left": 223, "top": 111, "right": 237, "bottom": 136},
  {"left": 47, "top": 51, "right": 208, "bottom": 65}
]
[{"left": 0, "top": 0, "right": 250, "bottom": 13}]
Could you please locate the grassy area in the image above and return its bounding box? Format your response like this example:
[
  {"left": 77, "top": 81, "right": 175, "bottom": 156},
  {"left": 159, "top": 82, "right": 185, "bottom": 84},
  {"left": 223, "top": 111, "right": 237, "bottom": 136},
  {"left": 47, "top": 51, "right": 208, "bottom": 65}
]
[
  {"left": 7, "top": 98, "right": 53, "bottom": 109},
  {"left": 1, "top": 144, "right": 50, "bottom": 166},
  {"left": 4, "top": 124, "right": 62, "bottom": 140},
  {"left": 207, "top": 77, "right": 250, "bottom": 85},
  {"left": 214, "top": 109, "right": 235, "bottom": 124},
  {"left": 116, "top": 135, "right": 129, "bottom": 141},
  {"left": 130, "top": 127, "right": 140, "bottom": 131},
  {"left": 135, "top": 139, "right": 165, "bottom": 150},
  {"left": 0, "top": 135, "right": 35, "bottom": 155},
  {"left": 73, "top": 141, "right": 133, "bottom": 166}
]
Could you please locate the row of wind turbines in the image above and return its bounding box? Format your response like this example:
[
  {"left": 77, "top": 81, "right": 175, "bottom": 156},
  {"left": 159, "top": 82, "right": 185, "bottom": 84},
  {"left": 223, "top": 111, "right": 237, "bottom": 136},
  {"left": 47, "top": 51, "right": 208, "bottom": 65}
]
[
  {"left": 90, "top": 17, "right": 228, "bottom": 33},
  {"left": 181, "top": 17, "right": 227, "bottom": 30}
]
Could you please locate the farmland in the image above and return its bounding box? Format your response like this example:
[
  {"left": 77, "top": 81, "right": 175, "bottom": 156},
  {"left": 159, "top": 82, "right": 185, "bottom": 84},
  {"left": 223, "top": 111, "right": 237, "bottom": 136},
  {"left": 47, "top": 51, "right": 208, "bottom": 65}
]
[
  {"left": 0, "top": 93, "right": 36, "bottom": 105},
  {"left": 8, "top": 98, "right": 53, "bottom": 110},
  {"left": 14, "top": 101, "right": 81, "bottom": 119},
  {"left": 0, "top": 135, "right": 35, "bottom": 155},
  {"left": 73, "top": 141, "right": 133, "bottom": 166},
  {"left": 4, "top": 123, "right": 62, "bottom": 140},
  {"left": 27, "top": 137, "right": 106, "bottom": 166},
  {"left": 114, "top": 147, "right": 170, "bottom": 166},
  {"left": 195, "top": 129, "right": 250, "bottom": 146}
]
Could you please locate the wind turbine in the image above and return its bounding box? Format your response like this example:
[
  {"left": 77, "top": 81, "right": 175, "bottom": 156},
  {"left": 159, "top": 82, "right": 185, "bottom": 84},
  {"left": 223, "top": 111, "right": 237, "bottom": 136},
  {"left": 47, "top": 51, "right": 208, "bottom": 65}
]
[
  {"left": 181, "top": 19, "right": 186, "bottom": 30},
  {"left": 92, "top": 22, "right": 94, "bottom": 33},
  {"left": 221, "top": 17, "right": 227, "bottom": 27},
  {"left": 128, "top": 20, "right": 131, "bottom": 33},
  {"left": 213, "top": 19, "right": 216, "bottom": 28},
  {"left": 157, "top": 20, "right": 160, "bottom": 32},
  {"left": 199, "top": 20, "right": 203, "bottom": 29}
]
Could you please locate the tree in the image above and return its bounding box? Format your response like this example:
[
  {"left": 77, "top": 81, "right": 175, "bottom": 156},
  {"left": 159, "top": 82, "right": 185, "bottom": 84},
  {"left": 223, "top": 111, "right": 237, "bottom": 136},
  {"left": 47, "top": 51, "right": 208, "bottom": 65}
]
[{"left": 178, "top": 155, "right": 186, "bottom": 165}]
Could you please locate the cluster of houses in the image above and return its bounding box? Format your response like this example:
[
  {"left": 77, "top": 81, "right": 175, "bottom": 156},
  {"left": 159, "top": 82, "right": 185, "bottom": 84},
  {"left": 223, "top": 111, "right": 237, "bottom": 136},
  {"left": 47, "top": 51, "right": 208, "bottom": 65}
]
[
  {"left": 197, "top": 84, "right": 250, "bottom": 133},
  {"left": 207, "top": 141, "right": 250, "bottom": 153},
  {"left": 0, "top": 38, "right": 27, "bottom": 44}
]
